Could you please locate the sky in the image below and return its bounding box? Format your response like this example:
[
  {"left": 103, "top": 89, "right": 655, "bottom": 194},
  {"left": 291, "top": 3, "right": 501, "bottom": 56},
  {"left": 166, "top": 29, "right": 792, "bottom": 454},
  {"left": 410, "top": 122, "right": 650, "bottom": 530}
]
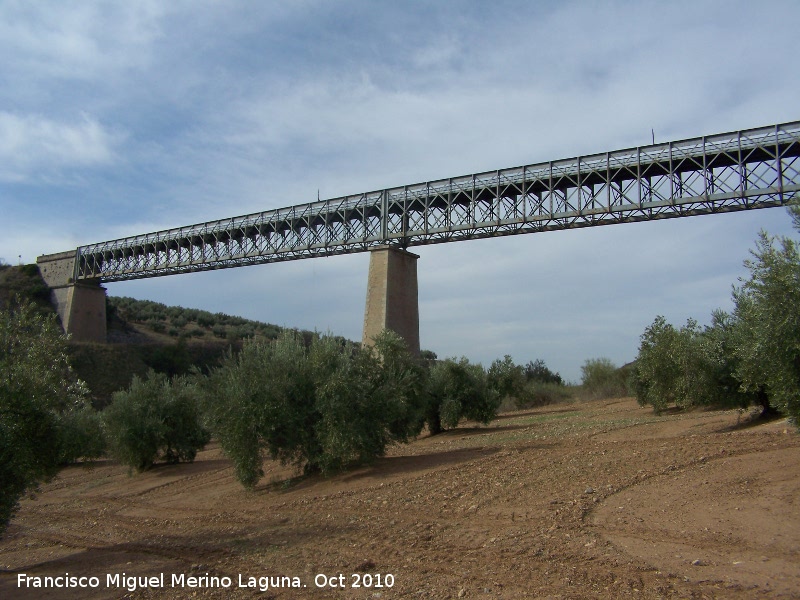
[{"left": 1, "top": 0, "right": 798, "bottom": 382}]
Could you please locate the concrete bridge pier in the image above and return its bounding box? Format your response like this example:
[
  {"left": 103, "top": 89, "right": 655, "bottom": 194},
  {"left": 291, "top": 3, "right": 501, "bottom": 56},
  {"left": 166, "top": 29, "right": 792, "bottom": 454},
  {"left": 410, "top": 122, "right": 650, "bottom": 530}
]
[
  {"left": 362, "top": 247, "right": 420, "bottom": 355},
  {"left": 36, "top": 251, "right": 107, "bottom": 343}
]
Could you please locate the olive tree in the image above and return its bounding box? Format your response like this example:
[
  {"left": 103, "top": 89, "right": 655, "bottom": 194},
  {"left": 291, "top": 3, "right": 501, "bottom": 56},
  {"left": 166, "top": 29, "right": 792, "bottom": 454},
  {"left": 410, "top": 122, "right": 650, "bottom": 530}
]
[
  {"left": 103, "top": 371, "right": 210, "bottom": 472},
  {"left": 425, "top": 358, "right": 500, "bottom": 434},
  {"left": 0, "top": 301, "right": 90, "bottom": 534},
  {"left": 732, "top": 226, "right": 800, "bottom": 420},
  {"left": 312, "top": 331, "right": 426, "bottom": 472},
  {"left": 695, "top": 310, "right": 764, "bottom": 411},
  {"left": 632, "top": 318, "right": 710, "bottom": 412},
  {"left": 487, "top": 355, "right": 526, "bottom": 401},
  {"left": 203, "top": 330, "right": 426, "bottom": 488}
]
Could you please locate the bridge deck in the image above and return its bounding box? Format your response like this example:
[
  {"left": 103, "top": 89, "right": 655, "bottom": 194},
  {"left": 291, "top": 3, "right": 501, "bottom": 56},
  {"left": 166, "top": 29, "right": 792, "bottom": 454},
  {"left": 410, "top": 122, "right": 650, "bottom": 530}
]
[{"left": 75, "top": 121, "right": 800, "bottom": 282}]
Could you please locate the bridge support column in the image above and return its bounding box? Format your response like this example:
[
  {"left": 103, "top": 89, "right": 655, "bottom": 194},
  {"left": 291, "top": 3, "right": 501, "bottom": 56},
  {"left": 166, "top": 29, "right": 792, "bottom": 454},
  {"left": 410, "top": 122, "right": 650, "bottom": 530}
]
[
  {"left": 37, "top": 251, "right": 107, "bottom": 343},
  {"left": 362, "top": 247, "right": 420, "bottom": 355}
]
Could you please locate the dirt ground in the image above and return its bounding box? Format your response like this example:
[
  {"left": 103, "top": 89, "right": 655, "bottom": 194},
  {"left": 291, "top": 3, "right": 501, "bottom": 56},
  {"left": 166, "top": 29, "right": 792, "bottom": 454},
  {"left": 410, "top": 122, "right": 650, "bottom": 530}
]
[{"left": 1, "top": 397, "right": 799, "bottom": 599}]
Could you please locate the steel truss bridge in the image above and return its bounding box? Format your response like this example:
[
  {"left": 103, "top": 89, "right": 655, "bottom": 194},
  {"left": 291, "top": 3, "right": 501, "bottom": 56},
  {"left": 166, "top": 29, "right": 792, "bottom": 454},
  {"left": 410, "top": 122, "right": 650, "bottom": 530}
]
[{"left": 76, "top": 121, "right": 800, "bottom": 282}]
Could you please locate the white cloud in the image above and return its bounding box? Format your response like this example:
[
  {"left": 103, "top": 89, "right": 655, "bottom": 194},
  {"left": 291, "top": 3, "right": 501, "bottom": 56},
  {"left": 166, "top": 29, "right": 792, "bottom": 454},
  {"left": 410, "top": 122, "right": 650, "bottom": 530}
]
[
  {"left": 0, "top": 226, "right": 84, "bottom": 266},
  {"left": 0, "top": 112, "right": 122, "bottom": 182},
  {"left": 0, "top": 2, "right": 167, "bottom": 80}
]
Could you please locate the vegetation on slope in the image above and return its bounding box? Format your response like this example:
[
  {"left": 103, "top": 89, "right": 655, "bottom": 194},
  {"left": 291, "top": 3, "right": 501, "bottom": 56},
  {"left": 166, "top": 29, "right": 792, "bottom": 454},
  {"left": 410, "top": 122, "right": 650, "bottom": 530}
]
[{"left": 107, "top": 296, "right": 290, "bottom": 343}]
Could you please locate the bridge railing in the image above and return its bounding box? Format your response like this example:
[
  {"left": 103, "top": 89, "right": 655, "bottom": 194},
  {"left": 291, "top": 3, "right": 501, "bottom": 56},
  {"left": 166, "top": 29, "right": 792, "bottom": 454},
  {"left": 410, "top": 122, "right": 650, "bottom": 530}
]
[{"left": 75, "top": 121, "right": 800, "bottom": 282}]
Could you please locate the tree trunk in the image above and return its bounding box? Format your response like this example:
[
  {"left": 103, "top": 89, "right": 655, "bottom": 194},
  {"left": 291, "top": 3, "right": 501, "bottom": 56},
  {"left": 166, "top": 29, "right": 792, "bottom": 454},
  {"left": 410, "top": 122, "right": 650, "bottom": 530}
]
[{"left": 756, "top": 389, "right": 779, "bottom": 418}]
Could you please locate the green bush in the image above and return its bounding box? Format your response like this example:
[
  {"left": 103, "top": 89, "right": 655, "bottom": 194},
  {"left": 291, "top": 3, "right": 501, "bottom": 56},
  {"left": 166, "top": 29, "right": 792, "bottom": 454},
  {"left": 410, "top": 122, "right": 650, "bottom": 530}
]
[
  {"left": 196, "top": 313, "right": 216, "bottom": 328},
  {"left": 0, "top": 301, "right": 89, "bottom": 534},
  {"left": 56, "top": 406, "right": 106, "bottom": 465},
  {"left": 523, "top": 359, "right": 563, "bottom": 386},
  {"left": 580, "top": 357, "right": 628, "bottom": 400},
  {"left": 632, "top": 312, "right": 768, "bottom": 414},
  {"left": 515, "top": 381, "right": 573, "bottom": 408},
  {"left": 695, "top": 310, "right": 763, "bottom": 411},
  {"left": 311, "top": 331, "right": 426, "bottom": 472},
  {"left": 103, "top": 371, "right": 209, "bottom": 472},
  {"left": 203, "top": 330, "right": 425, "bottom": 487},
  {"left": 633, "top": 318, "right": 687, "bottom": 411},
  {"left": 107, "top": 296, "right": 288, "bottom": 346},
  {"left": 144, "top": 341, "right": 191, "bottom": 376},
  {"left": 425, "top": 358, "right": 500, "bottom": 434},
  {"left": 260, "top": 323, "right": 283, "bottom": 339},
  {"left": 167, "top": 306, "right": 184, "bottom": 320},
  {"left": 486, "top": 357, "right": 566, "bottom": 409},
  {"left": 487, "top": 355, "right": 525, "bottom": 401},
  {"left": 0, "top": 265, "right": 52, "bottom": 312}
]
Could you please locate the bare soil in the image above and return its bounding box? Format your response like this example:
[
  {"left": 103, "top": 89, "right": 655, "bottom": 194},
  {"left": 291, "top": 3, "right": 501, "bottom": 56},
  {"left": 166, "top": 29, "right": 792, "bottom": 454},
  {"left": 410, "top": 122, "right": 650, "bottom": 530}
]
[{"left": 2, "top": 398, "right": 799, "bottom": 599}]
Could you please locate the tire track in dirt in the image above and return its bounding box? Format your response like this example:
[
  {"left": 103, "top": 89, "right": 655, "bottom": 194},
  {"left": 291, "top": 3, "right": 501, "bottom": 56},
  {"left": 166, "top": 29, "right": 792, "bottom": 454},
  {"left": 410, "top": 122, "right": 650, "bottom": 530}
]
[
  {"left": 591, "top": 439, "right": 800, "bottom": 597},
  {"left": 3, "top": 398, "right": 799, "bottom": 599}
]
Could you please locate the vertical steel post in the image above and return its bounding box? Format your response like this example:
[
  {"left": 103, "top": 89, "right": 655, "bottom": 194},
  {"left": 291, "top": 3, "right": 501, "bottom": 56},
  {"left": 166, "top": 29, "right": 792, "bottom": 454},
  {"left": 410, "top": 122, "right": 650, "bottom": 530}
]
[
  {"left": 669, "top": 142, "right": 674, "bottom": 206},
  {"left": 381, "top": 190, "right": 388, "bottom": 242},
  {"left": 776, "top": 124, "right": 784, "bottom": 201}
]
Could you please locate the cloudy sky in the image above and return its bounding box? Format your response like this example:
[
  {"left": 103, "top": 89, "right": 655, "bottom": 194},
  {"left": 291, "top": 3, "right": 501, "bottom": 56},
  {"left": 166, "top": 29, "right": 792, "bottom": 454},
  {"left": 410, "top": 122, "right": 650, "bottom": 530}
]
[{"left": 1, "top": 0, "right": 798, "bottom": 381}]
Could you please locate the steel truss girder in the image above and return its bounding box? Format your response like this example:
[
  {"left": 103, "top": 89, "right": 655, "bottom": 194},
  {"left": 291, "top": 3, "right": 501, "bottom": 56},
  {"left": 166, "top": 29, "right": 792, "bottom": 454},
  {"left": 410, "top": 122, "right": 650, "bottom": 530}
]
[{"left": 75, "top": 122, "right": 800, "bottom": 282}]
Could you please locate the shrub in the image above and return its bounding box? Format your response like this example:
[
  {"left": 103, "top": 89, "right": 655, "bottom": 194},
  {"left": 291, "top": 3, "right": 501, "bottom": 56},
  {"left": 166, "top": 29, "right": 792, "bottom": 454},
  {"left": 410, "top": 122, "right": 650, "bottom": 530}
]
[
  {"left": 108, "top": 297, "right": 170, "bottom": 323},
  {"left": 196, "top": 313, "right": 217, "bottom": 328},
  {"left": 633, "top": 311, "right": 769, "bottom": 414},
  {"left": 144, "top": 341, "right": 191, "bottom": 376},
  {"left": 56, "top": 406, "right": 106, "bottom": 465},
  {"left": 311, "top": 331, "right": 426, "bottom": 472},
  {"left": 632, "top": 318, "right": 686, "bottom": 411},
  {"left": 166, "top": 306, "right": 184, "bottom": 320},
  {"left": 103, "top": 371, "right": 209, "bottom": 472},
  {"left": 581, "top": 357, "right": 628, "bottom": 400},
  {"left": 0, "top": 265, "right": 52, "bottom": 311},
  {"left": 260, "top": 324, "right": 282, "bottom": 339},
  {"left": 523, "top": 359, "right": 563, "bottom": 386},
  {"left": 695, "top": 310, "right": 763, "bottom": 411},
  {"left": 515, "top": 381, "right": 573, "bottom": 408},
  {"left": 425, "top": 358, "right": 500, "bottom": 434},
  {"left": 633, "top": 204, "right": 800, "bottom": 423},
  {"left": 487, "top": 355, "right": 525, "bottom": 400}
]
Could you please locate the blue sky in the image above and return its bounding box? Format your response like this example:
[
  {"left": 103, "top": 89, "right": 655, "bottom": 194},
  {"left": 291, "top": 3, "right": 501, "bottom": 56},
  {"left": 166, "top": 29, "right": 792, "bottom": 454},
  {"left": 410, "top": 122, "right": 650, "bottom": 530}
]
[{"left": 1, "top": 0, "right": 798, "bottom": 381}]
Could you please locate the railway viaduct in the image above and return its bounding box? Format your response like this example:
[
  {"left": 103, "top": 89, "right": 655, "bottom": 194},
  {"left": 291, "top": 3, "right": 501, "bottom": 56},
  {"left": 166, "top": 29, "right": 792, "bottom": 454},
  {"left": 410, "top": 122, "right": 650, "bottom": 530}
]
[{"left": 37, "top": 121, "right": 800, "bottom": 351}]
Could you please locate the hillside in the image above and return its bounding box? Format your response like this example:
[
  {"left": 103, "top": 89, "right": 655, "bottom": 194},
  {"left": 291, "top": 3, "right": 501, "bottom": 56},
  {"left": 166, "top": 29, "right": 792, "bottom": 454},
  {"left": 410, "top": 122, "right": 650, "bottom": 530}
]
[
  {"left": 0, "top": 263, "right": 53, "bottom": 315},
  {"left": 0, "top": 264, "right": 331, "bottom": 407},
  {"left": 106, "top": 296, "right": 289, "bottom": 344}
]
